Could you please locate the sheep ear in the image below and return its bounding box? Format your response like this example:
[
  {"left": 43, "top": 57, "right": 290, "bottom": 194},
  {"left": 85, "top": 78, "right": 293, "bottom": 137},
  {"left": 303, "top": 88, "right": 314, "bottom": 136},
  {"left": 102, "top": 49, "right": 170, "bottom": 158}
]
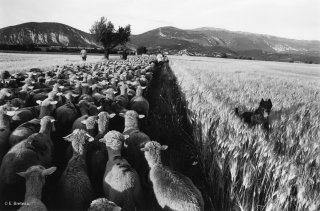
[
  {"left": 62, "top": 133, "right": 73, "bottom": 140},
  {"left": 113, "top": 91, "right": 118, "bottom": 94},
  {"left": 123, "top": 135, "right": 129, "bottom": 140},
  {"left": 99, "top": 138, "right": 105, "bottom": 143},
  {"left": 72, "top": 94, "right": 79, "bottom": 98},
  {"left": 85, "top": 133, "right": 94, "bottom": 142},
  {"left": 138, "top": 114, "right": 145, "bottom": 119},
  {"left": 28, "top": 86, "right": 34, "bottom": 90},
  {"left": 6, "top": 111, "right": 16, "bottom": 116},
  {"left": 56, "top": 92, "right": 63, "bottom": 96},
  {"left": 6, "top": 93, "right": 11, "bottom": 97},
  {"left": 50, "top": 101, "right": 58, "bottom": 105},
  {"left": 109, "top": 113, "right": 116, "bottom": 118},
  {"left": 42, "top": 167, "right": 57, "bottom": 176},
  {"left": 97, "top": 106, "right": 102, "bottom": 110},
  {"left": 17, "top": 171, "right": 28, "bottom": 178},
  {"left": 119, "top": 113, "right": 125, "bottom": 118},
  {"left": 50, "top": 118, "right": 56, "bottom": 123},
  {"left": 141, "top": 86, "right": 147, "bottom": 90},
  {"left": 11, "top": 107, "right": 19, "bottom": 111},
  {"left": 161, "top": 145, "right": 168, "bottom": 151},
  {"left": 36, "top": 100, "right": 42, "bottom": 105},
  {"left": 81, "top": 120, "right": 87, "bottom": 125},
  {"left": 140, "top": 147, "right": 148, "bottom": 152},
  {"left": 123, "top": 142, "right": 128, "bottom": 148},
  {"left": 114, "top": 206, "right": 121, "bottom": 211},
  {"left": 59, "top": 86, "right": 64, "bottom": 89}
]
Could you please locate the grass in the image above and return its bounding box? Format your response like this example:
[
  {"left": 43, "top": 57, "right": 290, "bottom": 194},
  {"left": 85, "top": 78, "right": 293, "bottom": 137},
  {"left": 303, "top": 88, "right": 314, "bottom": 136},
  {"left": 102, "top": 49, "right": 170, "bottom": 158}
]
[{"left": 169, "top": 56, "right": 320, "bottom": 211}]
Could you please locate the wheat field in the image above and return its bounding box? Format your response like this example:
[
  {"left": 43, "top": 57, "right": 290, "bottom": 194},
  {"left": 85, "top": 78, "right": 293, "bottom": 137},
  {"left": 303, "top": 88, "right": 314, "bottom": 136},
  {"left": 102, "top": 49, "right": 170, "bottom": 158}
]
[
  {"left": 0, "top": 52, "right": 107, "bottom": 72},
  {"left": 169, "top": 56, "right": 320, "bottom": 211}
]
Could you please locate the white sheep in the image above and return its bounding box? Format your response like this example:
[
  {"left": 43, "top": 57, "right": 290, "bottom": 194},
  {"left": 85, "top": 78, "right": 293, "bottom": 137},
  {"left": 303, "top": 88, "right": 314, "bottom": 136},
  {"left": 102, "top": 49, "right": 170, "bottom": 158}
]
[
  {"left": 88, "top": 198, "right": 121, "bottom": 211},
  {"left": 17, "top": 165, "right": 56, "bottom": 211},
  {"left": 141, "top": 141, "right": 204, "bottom": 211},
  {"left": 100, "top": 130, "right": 145, "bottom": 210},
  {"left": 120, "top": 110, "right": 145, "bottom": 133}
]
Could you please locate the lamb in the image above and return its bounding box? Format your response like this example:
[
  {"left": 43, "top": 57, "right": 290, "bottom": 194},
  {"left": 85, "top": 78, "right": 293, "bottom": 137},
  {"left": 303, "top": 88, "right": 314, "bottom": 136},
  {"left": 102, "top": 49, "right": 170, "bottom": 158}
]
[
  {"left": 130, "top": 85, "right": 149, "bottom": 117},
  {"left": 88, "top": 198, "right": 121, "bottom": 211},
  {"left": 99, "top": 130, "right": 145, "bottom": 210},
  {"left": 17, "top": 165, "right": 57, "bottom": 211},
  {"left": 141, "top": 141, "right": 204, "bottom": 211},
  {"left": 58, "top": 129, "right": 94, "bottom": 210}
]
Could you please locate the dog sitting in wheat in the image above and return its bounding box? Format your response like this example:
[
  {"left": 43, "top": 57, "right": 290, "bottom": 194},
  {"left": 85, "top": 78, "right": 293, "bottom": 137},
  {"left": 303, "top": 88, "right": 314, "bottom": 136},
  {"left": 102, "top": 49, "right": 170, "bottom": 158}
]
[{"left": 235, "top": 98, "right": 272, "bottom": 130}]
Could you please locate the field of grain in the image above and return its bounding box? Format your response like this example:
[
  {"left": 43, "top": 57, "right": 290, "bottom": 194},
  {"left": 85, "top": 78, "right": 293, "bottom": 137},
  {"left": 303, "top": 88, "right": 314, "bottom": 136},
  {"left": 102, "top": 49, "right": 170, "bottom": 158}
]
[
  {"left": 169, "top": 56, "right": 320, "bottom": 211},
  {"left": 0, "top": 52, "right": 108, "bottom": 72}
]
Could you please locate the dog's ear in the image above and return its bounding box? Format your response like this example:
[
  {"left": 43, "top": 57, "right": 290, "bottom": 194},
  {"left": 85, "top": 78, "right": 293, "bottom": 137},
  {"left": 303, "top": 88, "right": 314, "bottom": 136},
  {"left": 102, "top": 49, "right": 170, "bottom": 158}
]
[
  {"left": 267, "top": 99, "right": 272, "bottom": 107},
  {"left": 260, "top": 98, "right": 264, "bottom": 104}
]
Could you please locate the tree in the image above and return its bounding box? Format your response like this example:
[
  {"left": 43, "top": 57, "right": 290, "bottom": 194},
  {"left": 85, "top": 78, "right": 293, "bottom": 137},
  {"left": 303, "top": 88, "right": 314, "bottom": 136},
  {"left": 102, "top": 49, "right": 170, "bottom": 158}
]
[
  {"left": 137, "top": 46, "right": 147, "bottom": 55},
  {"left": 221, "top": 53, "right": 228, "bottom": 58},
  {"left": 90, "top": 17, "right": 131, "bottom": 59}
]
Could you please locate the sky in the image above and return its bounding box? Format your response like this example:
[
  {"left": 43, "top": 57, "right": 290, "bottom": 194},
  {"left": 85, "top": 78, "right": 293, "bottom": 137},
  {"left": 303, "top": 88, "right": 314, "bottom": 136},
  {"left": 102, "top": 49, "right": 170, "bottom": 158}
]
[{"left": 0, "top": 0, "right": 319, "bottom": 40}]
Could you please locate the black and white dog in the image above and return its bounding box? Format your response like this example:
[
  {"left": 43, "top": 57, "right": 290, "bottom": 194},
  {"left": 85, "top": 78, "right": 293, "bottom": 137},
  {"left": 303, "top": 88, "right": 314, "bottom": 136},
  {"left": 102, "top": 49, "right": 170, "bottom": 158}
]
[{"left": 235, "top": 98, "right": 272, "bottom": 130}]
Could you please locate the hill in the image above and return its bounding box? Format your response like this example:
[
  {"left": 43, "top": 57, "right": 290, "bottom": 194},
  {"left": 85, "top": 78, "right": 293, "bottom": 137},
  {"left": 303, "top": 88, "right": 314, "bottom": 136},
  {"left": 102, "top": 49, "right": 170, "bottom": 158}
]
[
  {"left": 1, "top": 22, "right": 319, "bottom": 62},
  {"left": 0, "top": 22, "right": 99, "bottom": 47},
  {"left": 130, "top": 26, "right": 320, "bottom": 62}
]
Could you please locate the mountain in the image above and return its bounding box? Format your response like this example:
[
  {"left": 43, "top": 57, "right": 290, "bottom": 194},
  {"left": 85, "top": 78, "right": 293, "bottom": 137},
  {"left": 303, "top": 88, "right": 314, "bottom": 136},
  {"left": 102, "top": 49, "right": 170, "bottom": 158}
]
[
  {"left": 1, "top": 22, "right": 319, "bottom": 62},
  {"left": 0, "top": 22, "right": 99, "bottom": 47},
  {"left": 130, "top": 26, "right": 320, "bottom": 57}
]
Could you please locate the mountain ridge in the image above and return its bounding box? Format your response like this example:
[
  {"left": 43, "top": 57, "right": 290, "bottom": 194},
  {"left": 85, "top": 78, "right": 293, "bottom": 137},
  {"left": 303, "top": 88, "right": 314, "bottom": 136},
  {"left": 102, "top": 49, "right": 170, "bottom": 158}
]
[{"left": 1, "top": 22, "right": 319, "bottom": 62}]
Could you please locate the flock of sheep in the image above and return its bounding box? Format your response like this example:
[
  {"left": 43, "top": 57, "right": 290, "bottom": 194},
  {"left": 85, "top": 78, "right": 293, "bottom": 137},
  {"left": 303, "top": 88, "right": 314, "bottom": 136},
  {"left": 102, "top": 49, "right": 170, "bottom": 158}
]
[{"left": 0, "top": 56, "right": 204, "bottom": 211}]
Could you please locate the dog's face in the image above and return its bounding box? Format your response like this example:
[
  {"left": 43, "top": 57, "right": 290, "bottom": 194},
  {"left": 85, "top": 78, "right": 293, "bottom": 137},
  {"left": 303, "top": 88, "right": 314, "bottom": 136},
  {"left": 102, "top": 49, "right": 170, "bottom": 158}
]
[{"left": 258, "top": 99, "right": 272, "bottom": 118}]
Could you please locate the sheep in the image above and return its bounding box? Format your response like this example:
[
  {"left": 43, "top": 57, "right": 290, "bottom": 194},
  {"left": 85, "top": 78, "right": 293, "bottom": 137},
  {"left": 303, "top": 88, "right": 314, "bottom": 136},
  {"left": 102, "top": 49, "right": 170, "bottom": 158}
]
[
  {"left": 0, "top": 88, "right": 13, "bottom": 105},
  {"left": 99, "top": 130, "right": 145, "bottom": 210},
  {"left": 0, "top": 106, "right": 16, "bottom": 163},
  {"left": 88, "top": 198, "right": 121, "bottom": 211},
  {"left": 130, "top": 85, "right": 149, "bottom": 117},
  {"left": 58, "top": 129, "right": 95, "bottom": 210},
  {"left": 114, "top": 84, "right": 129, "bottom": 109},
  {"left": 81, "top": 115, "right": 99, "bottom": 137},
  {"left": 0, "top": 117, "right": 55, "bottom": 206},
  {"left": 86, "top": 112, "right": 115, "bottom": 197},
  {"left": 141, "top": 141, "right": 204, "bottom": 211},
  {"left": 71, "top": 100, "right": 92, "bottom": 131},
  {"left": 17, "top": 165, "right": 57, "bottom": 211}
]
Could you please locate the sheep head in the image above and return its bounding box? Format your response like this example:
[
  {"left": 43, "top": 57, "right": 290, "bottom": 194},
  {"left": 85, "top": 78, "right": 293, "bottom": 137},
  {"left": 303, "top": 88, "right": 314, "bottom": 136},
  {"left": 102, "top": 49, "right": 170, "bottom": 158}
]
[
  {"left": 88, "top": 198, "right": 121, "bottom": 211},
  {"left": 63, "top": 129, "right": 94, "bottom": 155},
  {"left": 100, "top": 130, "right": 125, "bottom": 151},
  {"left": 17, "top": 165, "right": 56, "bottom": 184},
  {"left": 97, "top": 111, "right": 115, "bottom": 133},
  {"left": 81, "top": 116, "right": 98, "bottom": 130},
  {"left": 141, "top": 141, "right": 168, "bottom": 167}
]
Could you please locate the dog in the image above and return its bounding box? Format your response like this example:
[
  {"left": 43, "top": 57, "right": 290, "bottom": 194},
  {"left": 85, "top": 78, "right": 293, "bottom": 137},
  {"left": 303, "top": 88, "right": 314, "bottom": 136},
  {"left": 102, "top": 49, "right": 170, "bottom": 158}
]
[{"left": 235, "top": 98, "right": 272, "bottom": 130}]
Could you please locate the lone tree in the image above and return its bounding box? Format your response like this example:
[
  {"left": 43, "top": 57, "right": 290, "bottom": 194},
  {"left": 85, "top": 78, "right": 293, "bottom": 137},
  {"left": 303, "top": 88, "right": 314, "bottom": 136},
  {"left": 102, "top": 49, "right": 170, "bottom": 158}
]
[
  {"left": 90, "top": 17, "right": 131, "bottom": 59},
  {"left": 136, "top": 46, "right": 147, "bottom": 55}
]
